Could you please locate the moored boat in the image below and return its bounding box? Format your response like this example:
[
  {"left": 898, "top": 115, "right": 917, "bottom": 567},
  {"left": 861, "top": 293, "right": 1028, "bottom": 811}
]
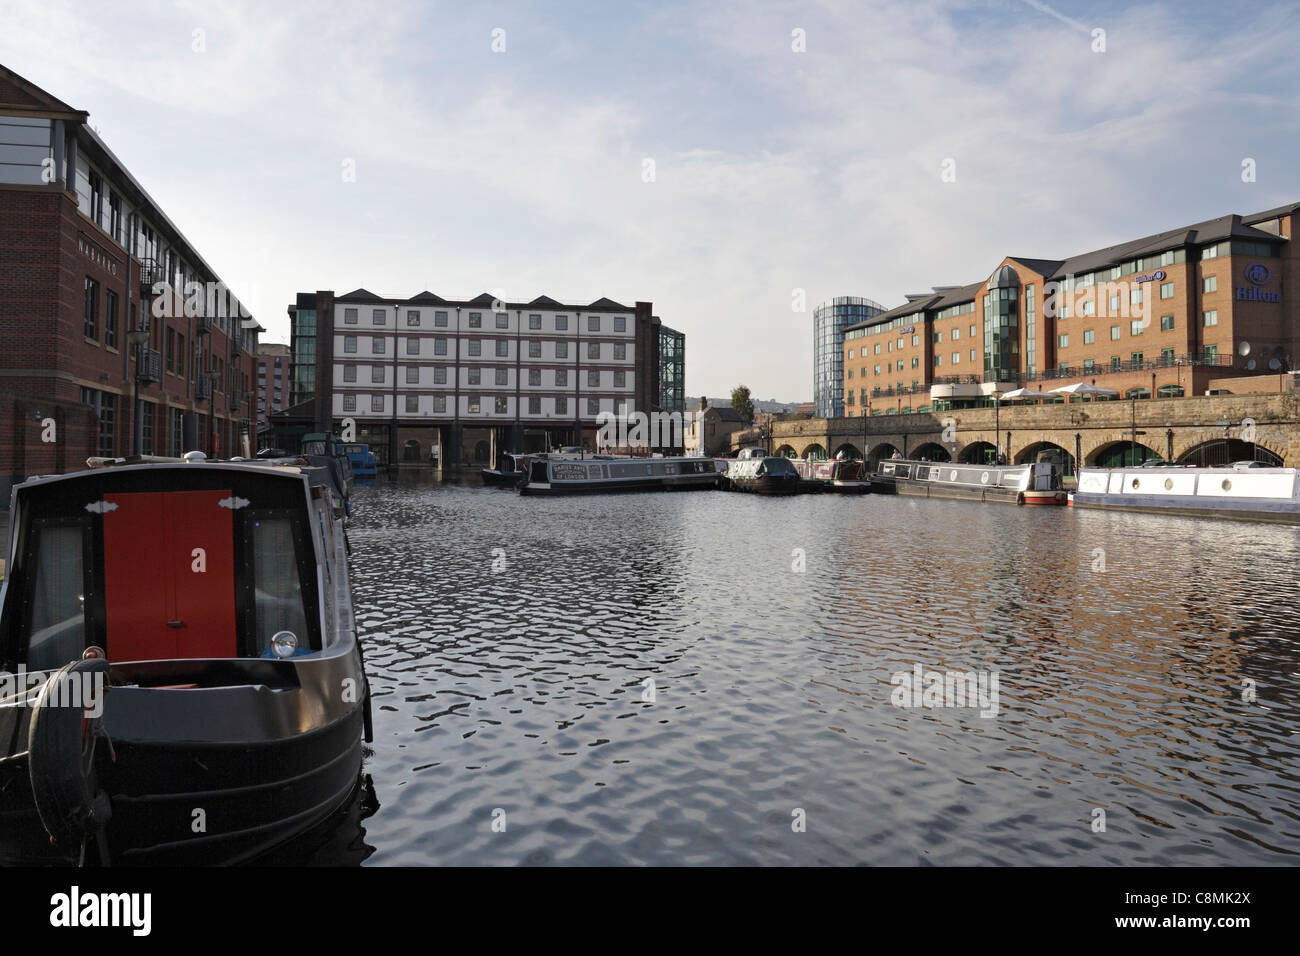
[
  {"left": 481, "top": 452, "right": 530, "bottom": 487},
  {"left": 1070, "top": 462, "right": 1300, "bottom": 523},
  {"left": 792, "top": 456, "right": 872, "bottom": 494},
  {"left": 518, "top": 452, "right": 721, "bottom": 495},
  {"left": 872, "top": 458, "right": 1067, "bottom": 505},
  {"left": 722, "top": 455, "right": 803, "bottom": 495},
  {"left": 0, "top": 453, "right": 372, "bottom": 865}
]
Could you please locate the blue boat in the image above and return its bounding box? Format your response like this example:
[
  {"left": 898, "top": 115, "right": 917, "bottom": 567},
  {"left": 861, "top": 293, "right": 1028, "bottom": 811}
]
[{"left": 342, "top": 443, "right": 378, "bottom": 479}]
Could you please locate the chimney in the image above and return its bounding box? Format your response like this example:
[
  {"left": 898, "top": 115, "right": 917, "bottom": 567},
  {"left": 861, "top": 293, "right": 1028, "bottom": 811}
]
[{"left": 699, "top": 396, "right": 708, "bottom": 411}]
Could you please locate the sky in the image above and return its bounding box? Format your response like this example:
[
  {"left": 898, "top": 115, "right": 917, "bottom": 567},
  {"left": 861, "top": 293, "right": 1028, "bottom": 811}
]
[{"left": 3, "top": 0, "right": 1298, "bottom": 401}]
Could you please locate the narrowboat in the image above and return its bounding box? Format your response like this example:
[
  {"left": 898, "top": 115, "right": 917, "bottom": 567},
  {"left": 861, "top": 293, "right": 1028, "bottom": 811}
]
[
  {"left": 518, "top": 453, "right": 721, "bottom": 495},
  {"left": 0, "top": 453, "right": 372, "bottom": 865},
  {"left": 1070, "top": 462, "right": 1300, "bottom": 523},
  {"left": 722, "top": 455, "right": 803, "bottom": 495},
  {"left": 872, "top": 458, "right": 1068, "bottom": 505},
  {"left": 300, "top": 433, "right": 355, "bottom": 496},
  {"left": 792, "top": 457, "right": 872, "bottom": 494},
  {"left": 341, "top": 442, "right": 378, "bottom": 479}
]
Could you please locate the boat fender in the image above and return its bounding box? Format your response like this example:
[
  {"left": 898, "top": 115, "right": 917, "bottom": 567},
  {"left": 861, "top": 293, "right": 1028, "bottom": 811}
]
[
  {"left": 27, "top": 658, "right": 112, "bottom": 852},
  {"left": 1016, "top": 492, "right": 1026, "bottom": 506}
]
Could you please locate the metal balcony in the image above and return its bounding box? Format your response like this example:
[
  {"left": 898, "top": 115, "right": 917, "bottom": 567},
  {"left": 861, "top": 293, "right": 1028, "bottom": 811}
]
[
  {"left": 138, "top": 258, "right": 161, "bottom": 294},
  {"left": 229, "top": 390, "right": 243, "bottom": 412},
  {"left": 196, "top": 376, "right": 213, "bottom": 400},
  {"left": 195, "top": 315, "right": 212, "bottom": 336},
  {"left": 135, "top": 347, "right": 162, "bottom": 384}
]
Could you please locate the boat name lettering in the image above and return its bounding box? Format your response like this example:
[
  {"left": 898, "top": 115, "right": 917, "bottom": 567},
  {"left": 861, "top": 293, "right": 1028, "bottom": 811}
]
[{"left": 552, "top": 463, "right": 589, "bottom": 480}]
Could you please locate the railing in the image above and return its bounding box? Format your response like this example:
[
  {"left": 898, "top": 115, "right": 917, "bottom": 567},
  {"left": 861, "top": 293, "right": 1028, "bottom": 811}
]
[
  {"left": 135, "top": 347, "right": 162, "bottom": 384},
  {"left": 195, "top": 315, "right": 212, "bottom": 335},
  {"left": 196, "top": 375, "right": 213, "bottom": 400},
  {"left": 138, "top": 258, "right": 161, "bottom": 293},
  {"left": 229, "top": 390, "right": 243, "bottom": 412},
  {"left": 230, "top": 335, "right": 243, "bottom": 357},
  {"left": 1025, "top": 354, "right": 1235, "bottom": 382}
]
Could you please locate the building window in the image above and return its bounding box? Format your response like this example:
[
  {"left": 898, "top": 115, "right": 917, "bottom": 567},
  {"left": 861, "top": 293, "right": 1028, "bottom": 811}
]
[
  {"left": 556, "top": 315, "right": 568, "bottom": 331},
  {"left": 468, "top": 395, "right": 481, "bottom": 413},
  {"left": 911, "top": 357, "right": 918, "bottom": 368},
  {"left": 373, "top": 309, "right": 386, "bottom": 325},
  {"left": 614, "top": 343, "right": 626, "bottom": 360},
  {"left": 933, "top": 355, "right": 941, "bottom": 367},
  {"left": 529, "top": 396, "right": 541, "bottom": 414},
  {"left": 371, "top": 366, "right": 384, "bottom": 383},
  {"left": 588, "top": 316, "right": 599, "bottom": 332},
  {"left": 1131, "top": 288, "right": 1143, "bottom": 306},
  {"left": 495, "top": 340, "right": 508, "bottom": 357},
  {"left": 434, "top": 311, "right": 448, "bottom": 327},
  {"left": 529, "top": 341, "right": 541, "bottom": 358},
  {"left": 1160, "top": 314, "right": 1174, "bottom": 331},
  {"left": 469, "top": 368, "right": 481, "bottom": 385},
  {"left": 405, "top": 395, "right": 418, "bottom": 413},
  {"left": 1109, "top": 326, "right": 1120, "bottom": 341},
  {"left": 495, "top": 369, "right": 508, "bottom": 386},
  {"left": 434, "top": 367, "right": 447, "bottom": 384},
  {"left": 1110, "top": 356, "right": 1121, "bottom": 371},
  {"left": 104, "top": 290, "right": 118, "bottom": 348},
  {"left": 406, "top": 338, "right": 419, "bottom": 355},
  {"left": 344, "top": 335, "right": 357, "bottom": 353},
  {"left": 1058, "top": 334, "right": 1068, "bottom": 348},
  {"left": 556, "top": 342, "right": 568, "bottom": 359},
  {"left": 951, "top": 352, "right": 960, "bottom": 364},
  {"left": 1131, "top": 352, "right": 1144, "bottom": 368},
  {"left": 406, "top": 366, "right": 419, "bottom": 384},
  {"left": 1081, "top": 300, "right": 1094, "bottom": 316},
  {"left": 434, "top": 338, "right": 447, "bottom": 355},
  {"left": 432, "top": 395, "right": 446, "bottom": 412},
  {"left": 951, "top": 329, "right": 960, "bottom": 341},
  {"left": 344, "top": 365, "right": 357, "bottom": 382},
  {"left": 896, "top": 360, "right": 903, "bottom": 371},
  {"left": 83, "top": 277, "right": 99, "bottom": 339},
  {"left": 1203, "top": 275, "right": 1217, "bottom": 293},
  {"left": 614, "top": 370, "right": 626, "bottom": 387},
  {"left": 556, "top": 369, "right": 567, "bottom": 387},
  {"left": 588, "top": 369, "right": 600, "bottom": 387},
  {"left": 529, "top": 314, "right": 542, "bottom": 330},
  {"left": 1202, "top": 309, "right": 1218, "bottom": 327},
  {"left": 555, "top": 396, "right": 567, "bottom": 414},
  {"left": 1203, "top": 344, "right": 1219, "bottom": 362},
  {"left": 1160, "top": 282, "right": 1174, "bottom": 299},
  {"left": 371, "top": 395, "right": 384, "bottom": 412},
  {"left": 847, "top": 369, "right": 853, "bottom": 380},
  {"left": 468, "top": 340, "right": 481, "bottom": 356},
  {"left": 373, "top": 336, "right": 385, "bottom": 353},
  {"left": 614, "top": 317, "right": 626, "bottom": 332},
  {"left": 1083, "top": 358, "right": 1094, "bottom": 371},
  {"left": 407, "top": 310, "right": 420, "bottom": 326},
  {"left": 588, "top": 342, "right": 599, "bottom": 359},
  {"left": 587, "top": 397, "right": 600, "bottom": 415},
  {"left": 468, "top": 312, "right": 482, "bottom": 328},
  {"left": 969, "top": 349, "right": 976, "bottom": 362},
  {"left": 344, "top": 308, "right": 358, "bottom": 324},
  {"left": 495, "top": 396, "right": 508, "bottom": 414},
  {"left": 874, "top": 364, "right": 881, "bottom": 375},
  {"left": 529, "top": 368, "right": 541, "bottom": 386},
  {"left": 1161, "top": 347, "right": 1175, "bottom": 365},
  {"left": 343, "top": 395, "right": 356, "bottom": 411},
  {"left": 1083, "top": 329, "right": 1095, "bottom": 345},
  {"left": 1108, "top": 294, "right": 1120, "bottom": 314}
]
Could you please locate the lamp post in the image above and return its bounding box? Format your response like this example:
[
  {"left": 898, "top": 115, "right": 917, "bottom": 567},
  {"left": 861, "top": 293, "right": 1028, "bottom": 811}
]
[
  {"left": 126, "top": 329, "right": 150, "bottom": 456},
  {"left": 991, "top": 388, "right": 1003, "bottom": 465}
]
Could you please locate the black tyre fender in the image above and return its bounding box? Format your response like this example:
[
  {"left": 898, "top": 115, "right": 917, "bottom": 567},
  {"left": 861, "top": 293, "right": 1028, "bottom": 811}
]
[{"left": 27, "top": 658, "right": 111, "bottom": 847}]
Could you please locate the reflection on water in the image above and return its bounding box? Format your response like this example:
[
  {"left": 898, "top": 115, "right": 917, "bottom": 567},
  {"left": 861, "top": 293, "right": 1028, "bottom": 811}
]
[{"left": 336, "top": 482, "right": 1300, "bottom": 865}]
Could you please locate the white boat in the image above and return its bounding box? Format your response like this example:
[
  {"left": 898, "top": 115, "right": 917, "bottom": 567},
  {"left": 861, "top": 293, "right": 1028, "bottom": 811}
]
[
  {"left": 873, "top": 459, "right": 1068, "bottom": 505},
  {"left": 1070, "top": 462, "right": 1300, "bottom": 523}
]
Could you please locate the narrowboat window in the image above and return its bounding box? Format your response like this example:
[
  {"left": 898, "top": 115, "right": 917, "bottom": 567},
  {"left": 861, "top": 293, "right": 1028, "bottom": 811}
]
[
  {"left": 251, "top": 517, "right": 312, "bottom": 657},
  {"left": 26, "top": 523, "right": 87, "bottom": 670}
]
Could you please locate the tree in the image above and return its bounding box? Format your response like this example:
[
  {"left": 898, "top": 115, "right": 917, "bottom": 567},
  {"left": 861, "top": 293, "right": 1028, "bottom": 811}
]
[{"left": 731, "top": 385, "right": 755, "bottom": 427}]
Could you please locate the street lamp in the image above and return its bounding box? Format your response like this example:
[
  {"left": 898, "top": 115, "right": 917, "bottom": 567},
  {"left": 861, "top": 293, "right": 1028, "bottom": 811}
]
[
  {"left": 126, "top": 329, "right": 151, "bottom": 456},
  {"left": 991, "top": 388, "right": 1003, "bottom": 465}
]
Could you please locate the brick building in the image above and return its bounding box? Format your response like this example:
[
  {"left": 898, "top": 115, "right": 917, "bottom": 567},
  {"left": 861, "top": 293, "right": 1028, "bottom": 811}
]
[
  {"left": 842, "top": 204, "right": 1299, "bottom": 416},
  {"left": 255, "top": 343, "right": 290, "bottom": 432},
  {"left": 285, "top": 290, "right": 679, "bottom": 465},
  {"left": 0, "top": 64, "right": 262, "bottom": 499}
]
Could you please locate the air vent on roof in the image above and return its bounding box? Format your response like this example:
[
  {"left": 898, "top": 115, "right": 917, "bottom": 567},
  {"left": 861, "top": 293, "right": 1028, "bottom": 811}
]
[{"left": 904, "top": 293, "right": 930, "bottom": 302}]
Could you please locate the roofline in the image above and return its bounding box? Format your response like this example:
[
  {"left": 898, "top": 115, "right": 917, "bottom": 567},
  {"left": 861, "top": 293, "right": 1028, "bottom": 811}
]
[{"left": 324, "top": 291, "right": 647, "bottom": 311}]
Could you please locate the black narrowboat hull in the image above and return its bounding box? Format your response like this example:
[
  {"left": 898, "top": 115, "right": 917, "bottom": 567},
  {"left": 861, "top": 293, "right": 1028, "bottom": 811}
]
[
  {"left": 520, "top": 474, "right": 719, "bottom": 496},
  {"left": 727, "top": 475, "right": 803, "bottom": 495},
  {"left": 480, "top": 468, "right": 525, "bottom": 487}
]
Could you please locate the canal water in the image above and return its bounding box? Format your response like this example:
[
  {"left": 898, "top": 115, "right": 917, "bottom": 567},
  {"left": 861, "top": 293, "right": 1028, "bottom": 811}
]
[{"left": 323, "top": 481, "right": 1300, "bottom": 865}]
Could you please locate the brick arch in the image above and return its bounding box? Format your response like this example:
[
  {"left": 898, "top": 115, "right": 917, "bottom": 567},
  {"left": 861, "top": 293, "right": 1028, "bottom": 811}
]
[{"left": 1171, "top": 433, "right": 1288, "bottom": 466}]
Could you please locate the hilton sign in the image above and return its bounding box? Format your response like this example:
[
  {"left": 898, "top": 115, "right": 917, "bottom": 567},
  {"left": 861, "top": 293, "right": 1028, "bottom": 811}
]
[{"left": 1236, "top": 262, "right": 1280, "bottom": 303}]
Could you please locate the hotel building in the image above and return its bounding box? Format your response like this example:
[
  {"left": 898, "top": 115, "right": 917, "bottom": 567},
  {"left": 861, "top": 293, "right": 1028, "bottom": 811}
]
[
  {"left": 0, "top": 64, "right": 262, "bottom": 497},
  {"left": 285, "top": 290, "right": 681, "bottom": 465},
  {"left": 843, "top": 204, "right": 1299, "bottom": 416}
]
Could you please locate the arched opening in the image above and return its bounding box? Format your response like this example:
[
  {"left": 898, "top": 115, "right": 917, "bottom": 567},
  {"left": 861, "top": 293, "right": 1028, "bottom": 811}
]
[
  {"left": 1177, "top": 439, "right": 1283, "bottom": 468},
  {"left": 473, "top": 440, "right": 491, "bottom": 463},
  {"left": 1156, "top": 385, "right": 1184, "bottom": 398},
  {"left": 774, "top": 444, "right": 797, "bottom": 458},
  {"left": 910, "top": 442, "right": 951, "bottom": 462},
  {"left": 801, "top": 443, "right": 827, "bottom": 460},
  {"left": 832, "top": 442, "right": 862, "bottom": 459},
  {"left": 1015, "top": 441, "right": 1075, "bottom": 476},
  {"left": 402, "top": 439, "right": 422, "bottom": 462},
  {"left": 959, "top": 441, "right": 996, "bottom": 464},
  {"left": 1088, "top": 440, "right": 1161, "bottom": 467},
  {"left": 1124, "top": 387, "right": 1150, "bottom": 400},
  {"left": 867, "top": 442, "right": 900, "bottom": 466}
]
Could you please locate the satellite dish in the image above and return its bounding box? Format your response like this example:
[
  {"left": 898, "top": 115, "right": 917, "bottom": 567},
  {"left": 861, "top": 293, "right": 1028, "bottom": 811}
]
[
  {"left": 1238, "top": 341, "right": 1252, "bottom": 357},
  {"left": 1246, "top": 359, "right": 1256, "bottom": 370},
  {"left": 1269, "top": 358, "right": 1282, "bottom": 371}
]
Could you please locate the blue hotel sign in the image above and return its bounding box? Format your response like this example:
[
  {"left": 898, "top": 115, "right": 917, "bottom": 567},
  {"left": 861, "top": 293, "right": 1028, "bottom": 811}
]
[
  {"left": 1134, "top": 270, "right": 1166, "bottom": 283},
  {"left": 1236, "top": 262, "right": 1280, "bottom": 303}
]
